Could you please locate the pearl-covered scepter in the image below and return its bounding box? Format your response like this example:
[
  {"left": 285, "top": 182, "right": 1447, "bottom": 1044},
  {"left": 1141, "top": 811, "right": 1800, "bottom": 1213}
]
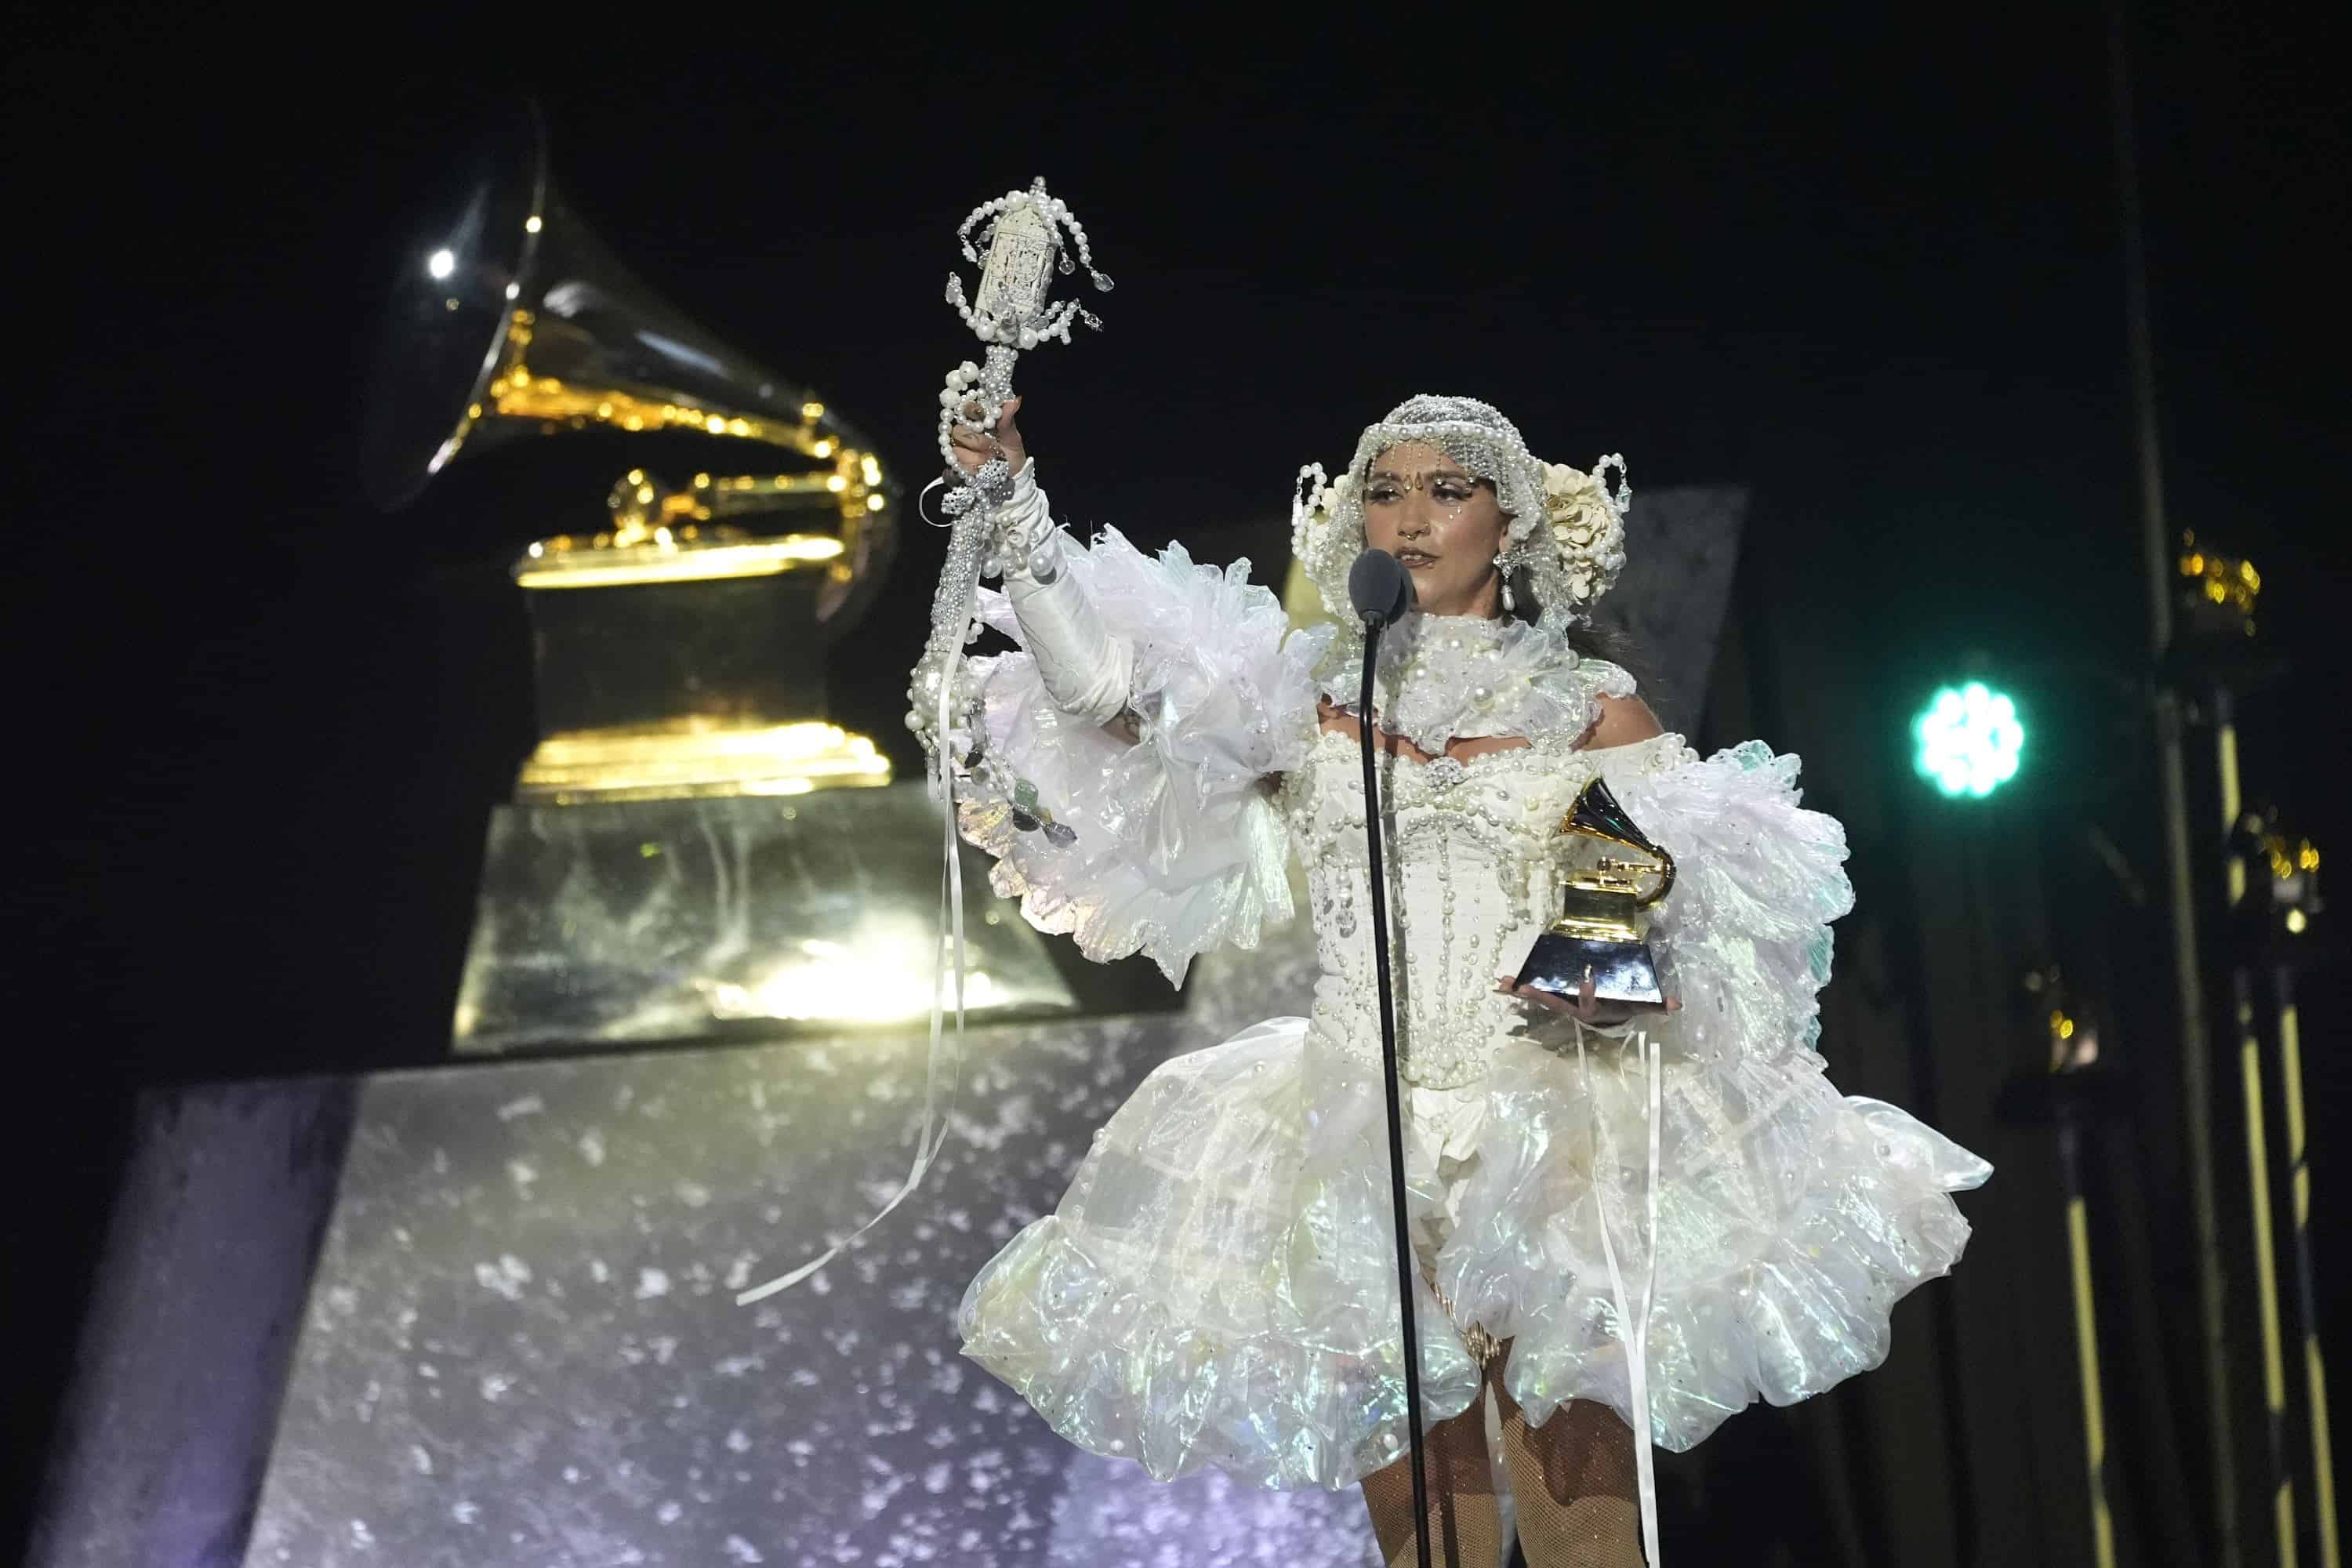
[{"left": 906, "top": 178, "right": 1113, "bottom": 759}]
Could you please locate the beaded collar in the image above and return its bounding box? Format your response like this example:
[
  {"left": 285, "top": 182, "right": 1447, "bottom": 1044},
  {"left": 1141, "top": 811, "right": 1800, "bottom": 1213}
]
[{"left": 1312, "top": 612, "right": 1631, "bottom": 756}]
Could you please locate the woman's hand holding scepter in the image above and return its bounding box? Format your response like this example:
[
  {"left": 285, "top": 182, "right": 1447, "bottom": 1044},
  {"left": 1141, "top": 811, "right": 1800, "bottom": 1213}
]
[
  {"left": 904, "top": 180, "right": 1109, "bottom": 769},
  {"left": 946, "top": 397, "right": 1025, "bottom": 483}
]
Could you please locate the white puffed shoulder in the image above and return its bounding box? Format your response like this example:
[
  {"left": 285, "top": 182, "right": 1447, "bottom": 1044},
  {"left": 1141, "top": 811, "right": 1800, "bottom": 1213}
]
[{"left": 958, "top": 528, "right": 1334, "bottom": 985}]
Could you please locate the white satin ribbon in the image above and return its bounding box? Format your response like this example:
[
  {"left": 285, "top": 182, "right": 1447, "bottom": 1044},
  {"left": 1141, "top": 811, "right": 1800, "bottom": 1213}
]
[
  {"left": 736, "top": 633, "right": 971, "bottom": 1306},
  {"left": 1576, "top": 1022, "right": 1664, "bottom": 1566}
]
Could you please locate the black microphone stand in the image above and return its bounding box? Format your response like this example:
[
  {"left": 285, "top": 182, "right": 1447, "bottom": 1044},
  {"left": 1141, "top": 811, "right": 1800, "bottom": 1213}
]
[{"left": 1357, "top": 607, "right": 1439, "bottom": 1568}]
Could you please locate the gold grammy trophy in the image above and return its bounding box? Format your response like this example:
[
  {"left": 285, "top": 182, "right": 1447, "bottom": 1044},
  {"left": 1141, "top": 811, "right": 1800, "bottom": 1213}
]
[
  {"left": 362, "top": 99, "right": 895, "bottom": 802},
  {"left": 363, "top": 105, "right": 1080, "bottom": 1054},
  {"left": 1513, "top": 777, "right": 1678, "bottom": 1010}
]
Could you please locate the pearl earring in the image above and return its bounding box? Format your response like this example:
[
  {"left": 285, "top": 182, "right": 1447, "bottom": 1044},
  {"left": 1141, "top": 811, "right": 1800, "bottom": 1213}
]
[{"left": 1493, "top": 550, "right": 1515, "bottom": 614}]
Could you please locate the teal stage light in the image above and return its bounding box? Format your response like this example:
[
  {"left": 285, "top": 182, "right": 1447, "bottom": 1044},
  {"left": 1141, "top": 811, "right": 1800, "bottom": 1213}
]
[{"left": 1913, "top": 681, "right": 2025, "bottom": 798}]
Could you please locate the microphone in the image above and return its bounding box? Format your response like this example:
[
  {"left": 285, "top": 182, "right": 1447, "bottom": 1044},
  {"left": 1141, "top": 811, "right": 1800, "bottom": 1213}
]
[
  {"left": 1348, "top": 547, "right": 1416, "bottom": 627},
  {"left": 1345, "top": 545, "right": 1437, "bottom": 1568}
]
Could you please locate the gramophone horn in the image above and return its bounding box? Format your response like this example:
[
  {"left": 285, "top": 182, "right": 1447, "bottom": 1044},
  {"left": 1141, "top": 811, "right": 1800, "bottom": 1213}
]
[
  {"left": 358, "top": 97, "right": 895, "bottom": 631},
  {"left": 361, "top": 100, "right": 901, "bottom": 804}
]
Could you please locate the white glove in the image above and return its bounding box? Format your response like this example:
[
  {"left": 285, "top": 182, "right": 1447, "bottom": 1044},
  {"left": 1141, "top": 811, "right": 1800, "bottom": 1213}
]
[{"left": 993, "top": 463, "right": 1134, "bottom": 728}]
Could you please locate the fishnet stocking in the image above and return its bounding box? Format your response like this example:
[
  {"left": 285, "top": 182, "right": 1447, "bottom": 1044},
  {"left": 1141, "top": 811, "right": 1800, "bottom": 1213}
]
[
  {"left": 1495, "top": 1376, "right": 1644, "bottom": 1567},
  {"left": 1358, "top": 1391, "right": 1505, "bottom": 1568},
  {"left": 1359, "top": 1340, "right": 1644, "bottom": 1568}
]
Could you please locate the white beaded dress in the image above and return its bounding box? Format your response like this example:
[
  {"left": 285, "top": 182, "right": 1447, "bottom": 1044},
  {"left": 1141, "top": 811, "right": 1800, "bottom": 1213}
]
[{"left": 948, "top": 525, "right": 1990, "bottom": 1494}]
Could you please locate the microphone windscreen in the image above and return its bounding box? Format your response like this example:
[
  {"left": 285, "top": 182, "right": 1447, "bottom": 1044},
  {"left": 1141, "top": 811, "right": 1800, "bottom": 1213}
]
[{"left": 1348, "top": 548, "right": 1416, "bottom": 625}]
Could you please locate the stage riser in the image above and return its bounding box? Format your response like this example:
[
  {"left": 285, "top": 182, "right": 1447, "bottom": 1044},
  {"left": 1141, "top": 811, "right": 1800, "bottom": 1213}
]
[{"left": 243, "top": 924, "right": 1384, "bottom": 1565}]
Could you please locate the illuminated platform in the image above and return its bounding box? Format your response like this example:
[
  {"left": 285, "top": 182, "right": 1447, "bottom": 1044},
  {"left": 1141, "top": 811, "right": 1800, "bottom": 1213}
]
[
  {"left": 452, "top": 782, "right": 1081, "bottom": 1055},
  {"left": 33, "top": 896, "right": 1395, "bottom": 1568}
]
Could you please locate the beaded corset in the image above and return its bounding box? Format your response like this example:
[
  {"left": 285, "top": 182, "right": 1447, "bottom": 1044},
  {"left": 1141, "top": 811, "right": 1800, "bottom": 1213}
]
[{"left": 1278, "top": 726, "right": 1684, "bottom": 1090}]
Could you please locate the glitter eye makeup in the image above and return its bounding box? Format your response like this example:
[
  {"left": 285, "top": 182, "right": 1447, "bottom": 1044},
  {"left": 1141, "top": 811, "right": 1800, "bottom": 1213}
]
[{"left": 1364, "top": 471, "right": 1482, "bottom": 506}]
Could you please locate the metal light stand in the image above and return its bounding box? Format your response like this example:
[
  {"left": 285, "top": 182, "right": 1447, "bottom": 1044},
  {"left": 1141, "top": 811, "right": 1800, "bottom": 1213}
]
[
  {"left": 2226, "top": 937, "right": 2297, "bottom": 1567},
  {"left": 2236, "top": 805, "right": 2340, "bottom": 1568},
  {"left": 1999, "top": 967, "right": 2127, "bottom": 1568},
  {"left": 2107, "top": 9, "right": 2241, "bottom": 1552},
  {"left": 2270, "top": 925, "right": 2341, "bottom": 1568},
  {"left": 2177, "top": 535, "right": 2303, "bottom": 1568}
]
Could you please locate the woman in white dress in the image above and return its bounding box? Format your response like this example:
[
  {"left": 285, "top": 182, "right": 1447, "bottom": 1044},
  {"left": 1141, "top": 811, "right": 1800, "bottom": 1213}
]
[{"left": 936, "top": 392, "right": 1990, "bottom": 1567}]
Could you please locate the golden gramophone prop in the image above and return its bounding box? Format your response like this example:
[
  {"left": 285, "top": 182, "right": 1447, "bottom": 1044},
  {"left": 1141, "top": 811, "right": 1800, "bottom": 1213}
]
[
  {"left": 1513, "top": 777, "right": 1678, "bottom": 1011},
  {"left": 362, "top": 99, "right": 896, "bottom": 804},
  {"left": 361, "top": 105, "right": 1081, "bottom": 1054}
]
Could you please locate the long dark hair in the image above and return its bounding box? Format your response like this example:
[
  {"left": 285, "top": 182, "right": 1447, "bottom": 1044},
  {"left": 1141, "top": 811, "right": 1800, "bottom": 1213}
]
[
  {"left": 1508, "top": 560, "right": 1655, "bottom": 695},
  {"left": 1566, "top": 616, "right": 1641, "bottom": 667}
]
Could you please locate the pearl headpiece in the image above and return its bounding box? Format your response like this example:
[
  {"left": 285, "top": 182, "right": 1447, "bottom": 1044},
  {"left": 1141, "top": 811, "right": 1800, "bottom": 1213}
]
[{"left": 1289, "top": 394, "right": 1629, "bottom": 637}]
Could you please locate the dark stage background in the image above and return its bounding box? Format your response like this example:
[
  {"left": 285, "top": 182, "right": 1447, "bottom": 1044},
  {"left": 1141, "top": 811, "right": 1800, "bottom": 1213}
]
[{"left": 7, "top": 9, "right": 2346, "bottom": 1565}]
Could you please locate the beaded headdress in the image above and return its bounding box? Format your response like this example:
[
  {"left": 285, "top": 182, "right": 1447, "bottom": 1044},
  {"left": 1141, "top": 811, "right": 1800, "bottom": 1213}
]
[{"left": 1290, "top": 394, "right": 1629, "bottom": 638}]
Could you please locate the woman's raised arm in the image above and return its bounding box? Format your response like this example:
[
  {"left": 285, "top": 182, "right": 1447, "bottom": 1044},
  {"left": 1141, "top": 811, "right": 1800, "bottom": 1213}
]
[{"left": 942, "top": 393, "right": 1333, "bottom": 986}]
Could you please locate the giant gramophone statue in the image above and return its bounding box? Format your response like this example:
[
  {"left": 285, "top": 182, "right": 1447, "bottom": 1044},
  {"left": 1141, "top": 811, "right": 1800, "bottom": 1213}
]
[
  {"left": 363, "top": 100, "right": 895, "bottom": 803},
  {"left": 364, "top": 103, "right": 1076, "bottom": 1052},
  {"left": 1514, "top": 778, "right": 1678, "bottom": 1011}
]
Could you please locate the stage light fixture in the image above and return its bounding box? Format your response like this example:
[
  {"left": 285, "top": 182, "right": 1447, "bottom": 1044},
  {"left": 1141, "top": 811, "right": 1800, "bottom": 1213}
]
[{"left": 1913, "top": 681, "right": 2025, "bottom": 798}]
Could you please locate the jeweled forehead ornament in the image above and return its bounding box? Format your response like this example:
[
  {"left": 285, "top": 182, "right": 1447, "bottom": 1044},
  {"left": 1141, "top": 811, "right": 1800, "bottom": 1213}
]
[{"left": 1289, "top": 393, "right": 1631, "bottom": 637}]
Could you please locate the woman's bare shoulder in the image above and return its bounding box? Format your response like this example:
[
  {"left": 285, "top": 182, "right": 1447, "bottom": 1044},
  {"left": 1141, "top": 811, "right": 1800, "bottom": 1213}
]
[{"left": 1575, "top": 693, "right": 1665, "bottom": 751}]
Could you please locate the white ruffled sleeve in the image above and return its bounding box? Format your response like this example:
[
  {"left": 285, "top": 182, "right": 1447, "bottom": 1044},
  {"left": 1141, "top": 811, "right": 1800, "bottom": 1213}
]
[
  {"left": 954, "top": 527, "right": 1334, "bottom": 986},
  {"left": 1600, "top": 738, "right": 1860, "bottom": 1062}
]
